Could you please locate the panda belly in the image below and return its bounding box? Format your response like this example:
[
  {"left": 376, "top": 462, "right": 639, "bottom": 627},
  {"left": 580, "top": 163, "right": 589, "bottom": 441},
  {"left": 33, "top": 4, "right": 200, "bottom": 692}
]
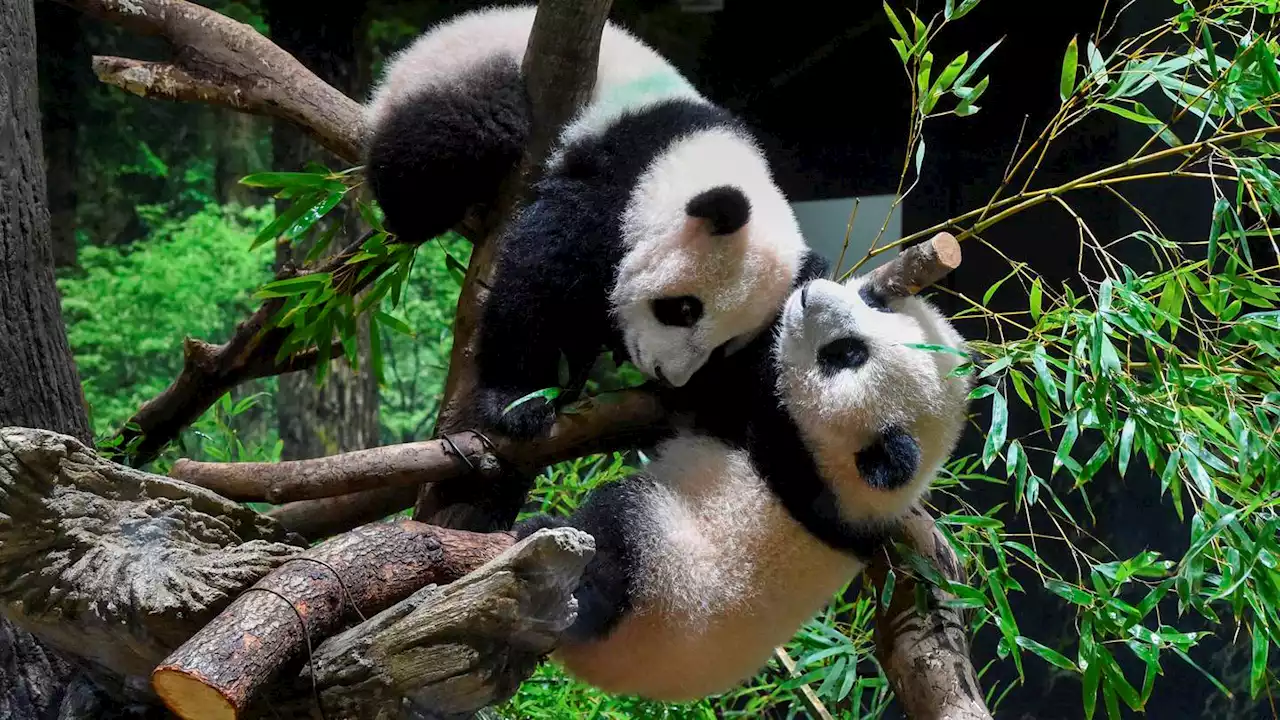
[{"left": 553, "top": 437, "right": 864, "bottom": 701}]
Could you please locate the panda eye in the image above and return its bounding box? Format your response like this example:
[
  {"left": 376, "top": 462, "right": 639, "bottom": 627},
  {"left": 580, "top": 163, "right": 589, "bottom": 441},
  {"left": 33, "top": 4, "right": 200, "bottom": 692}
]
[
  {"left": 817, "top": 336, "right": 870, "bottom": 374},
  {"left": 652, "top": 296, "right": 703, "bottom": 328},
  {"left": 859, "top": 284, "right": 893, "bottom": 313}
]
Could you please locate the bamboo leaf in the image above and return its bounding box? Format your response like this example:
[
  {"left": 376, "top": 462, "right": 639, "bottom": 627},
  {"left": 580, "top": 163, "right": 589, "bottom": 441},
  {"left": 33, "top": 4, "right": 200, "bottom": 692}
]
[{"left": 1061, "top": 35, "right": 1080, "bottom": 101}]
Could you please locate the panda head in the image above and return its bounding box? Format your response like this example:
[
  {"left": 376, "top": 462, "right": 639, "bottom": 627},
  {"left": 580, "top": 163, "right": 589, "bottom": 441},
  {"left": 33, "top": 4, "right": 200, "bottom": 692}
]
[
  {"left": 774, "top": 274, "right": 973, "bottom": 524},
  {"left": 611, "top": 128, "right": 808, "bottom": 388}
]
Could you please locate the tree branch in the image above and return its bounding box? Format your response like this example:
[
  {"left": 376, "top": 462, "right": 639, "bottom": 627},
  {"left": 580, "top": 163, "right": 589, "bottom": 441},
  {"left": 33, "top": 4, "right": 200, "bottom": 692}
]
[
  {"left": 61, "top": 0, "right": 365, "bottom": 161},
  {"left": 170, "top": 390, "right": 666, "bottom": 504},
  {"left": 868, "top": 505, "right": 993, "bottom": 720},
  {"left": 151, "top": 519, "right": 515, "bottom": 720}
]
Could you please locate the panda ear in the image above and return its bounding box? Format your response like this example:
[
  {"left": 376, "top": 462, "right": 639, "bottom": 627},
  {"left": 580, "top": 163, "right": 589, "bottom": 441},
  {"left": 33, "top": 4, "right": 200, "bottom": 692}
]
[{"left": 686, "top": 185, "right": 751, "bottom": 236}]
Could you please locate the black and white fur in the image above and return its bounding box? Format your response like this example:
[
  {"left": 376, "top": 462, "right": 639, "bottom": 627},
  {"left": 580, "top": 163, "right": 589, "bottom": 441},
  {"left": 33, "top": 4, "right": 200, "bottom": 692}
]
[
  {"left": 514, "top": 272, "right": 973, "bottom": 701},
  {"left": 364, "top": 5, "right": 816, "bottom": 439}
]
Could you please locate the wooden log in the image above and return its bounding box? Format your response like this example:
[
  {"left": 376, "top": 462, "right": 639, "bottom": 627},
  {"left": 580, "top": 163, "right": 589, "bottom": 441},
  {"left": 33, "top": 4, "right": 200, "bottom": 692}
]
[
  {"left": 867, "top": 505, "right": 993, "bottom": 720},
  {"left": 150, "top": 519, "right": 514, "bottom": 720},
  {"left": 0, "top": 427, "right": 303, "bottom": 680},
  {"left": 864, "top": 231, "right": 962, "bottom": 298},
  {"left": 270, "top": 527, "right": 594, "bottom": 720}
]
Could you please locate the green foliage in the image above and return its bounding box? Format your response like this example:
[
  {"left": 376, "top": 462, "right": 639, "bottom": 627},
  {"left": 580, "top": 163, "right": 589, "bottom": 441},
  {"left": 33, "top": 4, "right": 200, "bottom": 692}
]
[
  {"left": 855, "top": 0, "right": 1280, "bottom": 716},
  {"left": 58, "top": 203, "right": 275, "bottom": 438}
]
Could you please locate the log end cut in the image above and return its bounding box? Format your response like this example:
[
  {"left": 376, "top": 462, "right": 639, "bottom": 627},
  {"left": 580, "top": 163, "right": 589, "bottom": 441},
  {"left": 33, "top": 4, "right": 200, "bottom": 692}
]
[{"left": 153, "top": 667, "right": 238, "bottom": 720}]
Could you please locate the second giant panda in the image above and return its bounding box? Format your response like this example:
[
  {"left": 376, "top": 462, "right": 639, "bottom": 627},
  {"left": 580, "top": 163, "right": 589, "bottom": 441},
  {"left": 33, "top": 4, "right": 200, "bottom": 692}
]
[
  {"left": 364, "top": 5, "right": 818, "bottom": 439},
  {"left": 513, "top": 272, "right": 974, "bottom": 701}
]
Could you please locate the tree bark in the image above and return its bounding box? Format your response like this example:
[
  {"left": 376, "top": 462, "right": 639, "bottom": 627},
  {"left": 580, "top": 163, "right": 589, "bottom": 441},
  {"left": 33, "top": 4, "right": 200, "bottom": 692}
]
[
  {"left": 35, "top": 0, "right": 86, "bottom": 269},
  {"left": 152, "top": 520, "right": 514, "bottom": 720},
  {"left": 0, "top": 2, "right": 110, "bottom": 714},
  {"left": 0, "top": 0, "right": 91, "bottom": 445},
  {"left": 264, "top": 1, "right": 381, "bottom": 467}
]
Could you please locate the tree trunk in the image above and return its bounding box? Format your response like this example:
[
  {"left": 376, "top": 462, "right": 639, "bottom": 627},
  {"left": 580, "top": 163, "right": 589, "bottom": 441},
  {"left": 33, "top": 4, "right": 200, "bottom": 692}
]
[
  {"left": 213, "top": 109, "right": 265, "bottom": 207},
  {"left": 0, "top": 1, "right": 107, "bottom": 715},
  {"left": 264, "top": 1, "right": 381, "bottom": 465},
  {"left": 34, "top": 0, "right": 85, "bottom": 269}
]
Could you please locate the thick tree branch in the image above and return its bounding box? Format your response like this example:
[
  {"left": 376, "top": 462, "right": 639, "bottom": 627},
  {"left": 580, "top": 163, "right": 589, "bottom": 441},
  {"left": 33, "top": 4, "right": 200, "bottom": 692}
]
[
  {"left": 151, "top": 519, "right": 515, "bottom": 720},
  {"left": 418, "top": 0, "right": 617, "bottom": 527},
  {"left": 171, "top": 390, "right": 665, "bottom": 504},
  {"left": 60, "top": 0, "right": 365, "bottom": 161},
  {"left": 868, "top": 505, "right": 993, "bottom": 720}
]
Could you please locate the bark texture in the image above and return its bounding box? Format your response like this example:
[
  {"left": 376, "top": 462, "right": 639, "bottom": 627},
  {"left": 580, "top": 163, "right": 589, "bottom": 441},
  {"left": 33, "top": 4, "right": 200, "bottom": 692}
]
[
  {"left": 62, "top": 0, "right": 367, "bottom": 161},
  {"left": 267, "top": 527, "right": 592, "bottom": 720},
  {"left": 0, "top": 427, "right": 304, "bottom": 681},
  {"left": 869, "top": 505, "right": 994, "bottom": 720},
  {"left": 0, "top": 0, "right": 91, "bottom": 445},
  {"left": 0, "top": 4, "right": 103, "bottom": 715},
  {"left": 152, "top": 520, "right": 514, "bottom": 719}
]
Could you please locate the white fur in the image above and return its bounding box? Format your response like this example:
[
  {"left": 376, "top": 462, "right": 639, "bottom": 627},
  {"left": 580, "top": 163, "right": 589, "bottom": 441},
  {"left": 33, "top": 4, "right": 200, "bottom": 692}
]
[
  {"left": 554, "top": 431, "right": 862, "bottom": 701},
  {"left": 776, "top": 277, "right": 972, "bottom": 524},
  {"left": 555, "top": 278, "right": 971, "bottom": 702},
  {"left": 365, "top": 4, "right": 703, "bottom": 147},
  {"left": 613, "top": 128, "right": 808, "bottom": 386}
]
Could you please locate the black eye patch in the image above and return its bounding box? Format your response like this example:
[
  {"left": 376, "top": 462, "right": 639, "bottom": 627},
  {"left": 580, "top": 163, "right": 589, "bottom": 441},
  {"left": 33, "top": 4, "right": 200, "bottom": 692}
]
[
  {"left": 817, "top": 336, "right": 870, "bottom": 374},
  {"left": 651, "top": 296, "right": 704, "bottom": 328},
  {"left": 858, "top": 284, "right": 894, "bottom": 313}
]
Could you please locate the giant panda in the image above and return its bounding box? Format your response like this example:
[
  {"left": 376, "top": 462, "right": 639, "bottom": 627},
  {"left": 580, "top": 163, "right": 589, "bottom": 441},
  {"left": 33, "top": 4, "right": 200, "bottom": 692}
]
[
  {"left": 512, "top": 271, "right": 974, "bottom": 701},
  {"left": 363, "top": 4, "right": 818, "bottom": 439}
]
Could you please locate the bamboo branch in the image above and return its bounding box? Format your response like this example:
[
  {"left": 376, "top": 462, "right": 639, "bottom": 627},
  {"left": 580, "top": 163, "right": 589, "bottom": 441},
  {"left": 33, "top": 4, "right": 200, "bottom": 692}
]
[{"left": 868, "top": 505, "right": 993, "bottom": 720}]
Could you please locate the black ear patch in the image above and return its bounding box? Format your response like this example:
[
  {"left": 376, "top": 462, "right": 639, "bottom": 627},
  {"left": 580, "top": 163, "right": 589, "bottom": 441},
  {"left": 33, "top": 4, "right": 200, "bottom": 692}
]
[
  {"left": 686, "top": 185, "right": 751, "bottom": 235},
  {"left": 856, "top": 425, "right": 921, "bottom": 491},
  {"left": 858, "top": 283, "right": 894, "bottom": 313}
]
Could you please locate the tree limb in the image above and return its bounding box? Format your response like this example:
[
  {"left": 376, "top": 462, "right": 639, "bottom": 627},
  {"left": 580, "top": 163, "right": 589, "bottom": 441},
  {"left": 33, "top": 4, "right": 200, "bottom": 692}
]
[
  {"left": 151, "top": 520, "right": 515, "bottom": 720},
  {"left": 60, "top": 0, "right": 365, "bottom": 161},
  {"left": 170, "top": 390, "right": 666, "bottom": 504},
  {"left": 868, "top": 505, "right": 993, "bottom": 720}
]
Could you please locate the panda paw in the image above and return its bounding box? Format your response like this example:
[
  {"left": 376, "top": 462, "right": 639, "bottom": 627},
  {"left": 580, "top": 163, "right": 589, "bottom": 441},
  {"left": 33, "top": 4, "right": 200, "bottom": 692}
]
[
  {"left": 512, "top": 513, "right": 572, "bottom": 540},
  {"left": 857, "top": 425, "right": 921, "bottom": 491},
  {"left": 474, "top": 387, "right": 558, "bottom": 440}
]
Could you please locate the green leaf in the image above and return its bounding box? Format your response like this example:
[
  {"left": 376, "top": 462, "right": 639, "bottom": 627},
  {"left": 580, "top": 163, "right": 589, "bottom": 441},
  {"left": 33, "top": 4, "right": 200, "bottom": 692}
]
[
  {"left": 503, "top": 387, "right": 561, "bottom": 415},
  {"left": 880, "top": 568, "right": 896, "bottom": 607},
  {"left": 1117, "top": 417, "right": 1136, "bottom": 478},
  {"left": 1060, "top": 35, "right": 1079, "bottom": 101},
  {"left": 1031, "top": 344, "right": 1061, "bottom": 408},
  {"left": 1086, "top": 39, "right": 1108, "bottom": 85},
  {"left": 934, "top": 51, "right": 969, "bottom": 93},
  {"left": 374, "top": 310, "right": 415, "bottom": 337},
  {"left": 954, "top": 38, "right": 1002, "bottom": 89},
  {"left": 240, "top": 171, "right": 345, "bottom": 192},
  {"left": 917, "top": 51, "right": 934, "bottom": 99},
  {"left": 905, "top": 342, "right": 971, "bottom": 358},
  {"left": 883, "top": 2, "right": 910, "bottom": 43},
  {"left": 891, "top": 38, "right": 909, "bottom": 63},
  {"left": 256, "top": 273, "right": 327, "bottom": 299},
  {"left": 1029, "top": 277, "right": 1044, "bottom": 323},
  {"left": 1251, "top": 625, "right": 1269, "bottom": 698},
  {"left": 1016, "top": 636, "right": 1078, "bottom": 672},
  {"left": 982, "top": 390, "right": 1008, "bottom": 468},
  {"left": 908, "top": 8, "right": 926, "bottom": 42},
  {"left": 914, "top": 136, "right": 926, "bottom": 175},
  {"left": 954, "top": 75, "right": 988, "bottom": 116},
  {"left": 1094, "top": 101, "right": 1162, "bottom": 125},
  {"left": 1046, "top": 578, "right": 1094, "bottom": 606},
  {"left": 1208, "top": 196, "right": 1230, "bottom": 269},
  {"left": 1053, "top": 411, "right": 1080, "bottom": 477},
  {"left": 983, "top": 263, "right": 1023, "bottom": 306},
  {"left": 950, "top": 0, "right": 981, "bottom": 21}
]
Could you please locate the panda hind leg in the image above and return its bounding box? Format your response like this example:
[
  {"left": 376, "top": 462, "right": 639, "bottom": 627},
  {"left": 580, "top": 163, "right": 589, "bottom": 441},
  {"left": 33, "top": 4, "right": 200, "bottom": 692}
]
[
  {"left": 515, "top": 479, "right": 648, "bottom": 643},
  {"left": 365, "top": 56, "right": 531, "bottom": 243}
]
